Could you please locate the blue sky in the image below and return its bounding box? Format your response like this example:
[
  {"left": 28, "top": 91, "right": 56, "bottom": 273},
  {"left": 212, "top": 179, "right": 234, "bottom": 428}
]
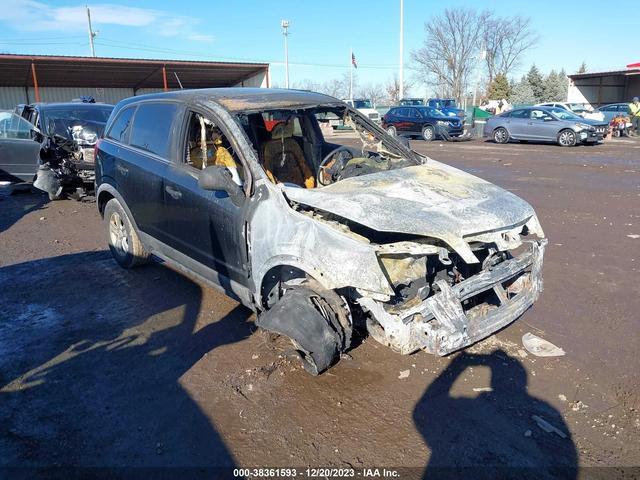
[{"left": 0, "top": 0, "right": 637, "bottom": 94}]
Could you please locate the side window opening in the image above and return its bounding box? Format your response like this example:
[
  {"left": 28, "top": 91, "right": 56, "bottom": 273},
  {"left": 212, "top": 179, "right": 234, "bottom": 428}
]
[
  {"left": 106, "top": 107, "right": 135, "bottom": 143},
  {"left": 259, "top": 112, "right": 315, "bottom": 189},
  {"left": 0, "top": 113, "right": 34, "bottom": 140},
  {"left": 184, "top": 112, "right": 244, "bottom": 186},
  {"left": 129, "top": 102, "right": 177, "bottom": 158}
]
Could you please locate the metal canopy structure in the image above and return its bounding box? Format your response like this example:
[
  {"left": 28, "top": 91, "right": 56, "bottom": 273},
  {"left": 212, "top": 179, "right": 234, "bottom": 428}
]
[
  {"left": 567, "top": 66, "right": 640, "bottom": 106},
  {"left": 0, "top": 54, "right": 269, "bottom": 101}
]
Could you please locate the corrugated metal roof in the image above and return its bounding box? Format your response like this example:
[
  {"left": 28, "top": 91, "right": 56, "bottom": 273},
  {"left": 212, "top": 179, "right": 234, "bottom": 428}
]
[
  {"left": 0, "top": 54, "right": 269, "bottom": 89},
  {"left": 568, "top": 68, "right": 640, "bottom": 80}
]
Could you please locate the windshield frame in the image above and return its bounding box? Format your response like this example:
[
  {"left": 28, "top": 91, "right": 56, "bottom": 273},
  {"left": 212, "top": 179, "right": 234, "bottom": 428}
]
[
  {"left": 40, "top": 105, "right": 113, "bottom": 136},
  {"left": 353, "top": 100, "right": 373, "bottom": 109},
  {"left": 231, "top": 102, "right": 425, "bottom": 187}
]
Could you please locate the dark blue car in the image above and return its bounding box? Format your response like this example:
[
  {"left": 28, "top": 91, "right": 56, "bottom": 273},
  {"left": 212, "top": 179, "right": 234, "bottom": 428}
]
[{"left": 382, "top": 106, "right": 464, "bottom": 141}]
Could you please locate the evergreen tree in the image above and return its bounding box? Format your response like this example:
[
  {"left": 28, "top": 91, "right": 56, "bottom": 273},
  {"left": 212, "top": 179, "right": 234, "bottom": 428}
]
[
  {"left": 557, "top": 69, "right": 569, "bottom": 101},
  {"left": 486, "top": 73, "right": 511, "bottom": 99},
  {"left": 543, "top": 70, "right": 557, "bottom": 101},
  {"left": 540, "top": 69, "right": 569, "bottom": 102},
  {"left": 509, "top": 76, "right": 536, "bottom": 104},
  {"left": 526, "top": 64, "right": 545, "bottom": 102},
  {"left": 577, "top": 61, "right": 587, "bottom": 74}
]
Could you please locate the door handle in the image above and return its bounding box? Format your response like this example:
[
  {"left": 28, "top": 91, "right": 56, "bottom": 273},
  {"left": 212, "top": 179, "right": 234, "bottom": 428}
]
[{"left": 165, "top": 185, "right": 182, "bottom": 200}]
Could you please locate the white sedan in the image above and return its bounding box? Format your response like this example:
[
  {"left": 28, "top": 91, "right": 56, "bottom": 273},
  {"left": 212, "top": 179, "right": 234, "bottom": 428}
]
[{"left": 536, "top": 102, "right": 605, "bottom": 122}]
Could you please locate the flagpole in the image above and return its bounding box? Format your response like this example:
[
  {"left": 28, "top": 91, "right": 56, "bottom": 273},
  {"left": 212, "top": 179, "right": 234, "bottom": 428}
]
[
  {"left": 399, "top": 0, "right": 404, "bottom": 101},
  {"left": 350, "top": 47, "right": 353, "bottom": 103}
]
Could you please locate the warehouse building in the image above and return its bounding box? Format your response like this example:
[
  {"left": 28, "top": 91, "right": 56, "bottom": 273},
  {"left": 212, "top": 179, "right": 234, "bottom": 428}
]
[
  {"left": 0, "top": 54, "right": 270, "bottom": 109},
  {"left": 567, "top": 62, "right": 640, "bottom": 107}
]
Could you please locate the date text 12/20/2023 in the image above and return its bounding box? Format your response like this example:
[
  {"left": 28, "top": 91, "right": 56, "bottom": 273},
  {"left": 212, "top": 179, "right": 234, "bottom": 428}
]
[{"left": 233, "top": 468, "right": 401, "bottom": 478}]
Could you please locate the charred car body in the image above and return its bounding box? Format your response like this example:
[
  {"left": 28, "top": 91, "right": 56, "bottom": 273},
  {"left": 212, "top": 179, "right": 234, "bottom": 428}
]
[
  {"left": 95, "top": 88, "right": 547, "bottom": 375},
  {"left": 16, "top": 102, "right": 113, "bottom": 199}
]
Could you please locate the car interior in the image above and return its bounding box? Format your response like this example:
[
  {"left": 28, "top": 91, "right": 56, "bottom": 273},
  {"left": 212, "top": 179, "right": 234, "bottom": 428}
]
[
  {"left": 235, "top": 106, "right": 414, "bottom": 189},
  {"left": 184, "top": 112, "right": 244, "bottom": 186}
]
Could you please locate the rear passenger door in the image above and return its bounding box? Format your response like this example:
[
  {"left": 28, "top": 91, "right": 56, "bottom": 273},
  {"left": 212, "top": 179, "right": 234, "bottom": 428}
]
[
  {"left": 395, "top": 108, "right": 411, "bottom": 134},
  {"left": 505, "top": 109, "right": 530, "bottom": 138},
  {"left": 106, "top": 102, "right": 177, "bottom": 243},
  {"left": 406, "top": 108, "right": 423, "bottom": 134}
]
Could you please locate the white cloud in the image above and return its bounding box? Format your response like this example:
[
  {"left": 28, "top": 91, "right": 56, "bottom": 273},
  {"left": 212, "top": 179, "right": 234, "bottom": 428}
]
[
  {"left": 186, "top": 33, "right": 215, "bottom": 43},
  {"left": 0, "top": 0, "right": 213, "bottom": 42}
]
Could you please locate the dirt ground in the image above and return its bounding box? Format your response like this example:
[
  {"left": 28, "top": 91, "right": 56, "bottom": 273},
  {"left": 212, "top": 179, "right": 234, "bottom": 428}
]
[{"left": 1, "top": 136, "right": 639, "bottom": 477}]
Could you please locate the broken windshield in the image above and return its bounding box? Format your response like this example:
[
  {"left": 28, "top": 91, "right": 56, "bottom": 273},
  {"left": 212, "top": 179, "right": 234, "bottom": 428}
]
[
  {"left": 41, "top": 105, "right": 113, "bottom": 138},
  {"left": 234, "top": 104, "right": 423, "bottom": 189},
  {"left": 353, "top": 100, "right": 373, "bottom": 109}
]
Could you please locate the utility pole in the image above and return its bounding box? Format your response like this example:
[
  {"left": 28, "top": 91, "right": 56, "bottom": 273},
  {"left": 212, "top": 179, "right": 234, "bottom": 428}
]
[
  {"left": 472, "top": 48, "right": 486, "bottom": 107},
  {"left": 86, "top": 6, "right": 96, "bottom": 57},
  {"left": 281, "top": 20, "right": 290, "bottom": 88},
  {"left": 350, "top": 47, "right": 354, "bottom": 103},
  {"left": 399, "top": 0, "right": 404, "bottom": 101}
]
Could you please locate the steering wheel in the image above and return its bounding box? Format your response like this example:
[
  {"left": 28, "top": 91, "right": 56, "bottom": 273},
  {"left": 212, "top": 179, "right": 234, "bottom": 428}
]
[{"left": 317, "top": 146, "right": 353, "bottom": 186}]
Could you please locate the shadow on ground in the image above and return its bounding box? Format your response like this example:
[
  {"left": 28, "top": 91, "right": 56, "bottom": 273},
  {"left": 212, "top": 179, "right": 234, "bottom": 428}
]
[
  {"left": 414, "top": 349, "right": 577, "bottom": 479},
  {"left": 0, "top": 188, "right": 48, "bottom": 234},
  {"left": 0, "top": 251, "right": 253, "bottom": 472}
]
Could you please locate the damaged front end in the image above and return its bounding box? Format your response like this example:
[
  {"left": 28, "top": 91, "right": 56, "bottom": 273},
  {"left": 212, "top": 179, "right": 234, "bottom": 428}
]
[
  {"left": 281, "top": 160, "right": 548, "bottom": 357},
  {"left": 360, "top": 231, "right": 547, "bottom": 355},
  {"left": 34, "top": 130, "right": 97, "bottom": 199}
]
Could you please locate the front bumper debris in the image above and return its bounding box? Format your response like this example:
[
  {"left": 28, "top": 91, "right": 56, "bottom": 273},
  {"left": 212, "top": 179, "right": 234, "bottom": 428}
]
[{"left": 358, "top": 239, "right": 547, "bottom": 355}]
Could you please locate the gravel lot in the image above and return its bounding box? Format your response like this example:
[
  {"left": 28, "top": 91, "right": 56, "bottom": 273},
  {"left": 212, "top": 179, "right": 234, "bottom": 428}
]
[{"left": 1, "top": 136, "right": 639, "bottom": 475}]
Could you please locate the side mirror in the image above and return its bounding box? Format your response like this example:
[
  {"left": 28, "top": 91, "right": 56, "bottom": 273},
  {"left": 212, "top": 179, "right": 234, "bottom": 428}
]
[
  {"left": 198, "top": 165, "right": 242, "bottom": 198},
  {"left": 30, "top": 128, "right": 44, "bottom": 143}
]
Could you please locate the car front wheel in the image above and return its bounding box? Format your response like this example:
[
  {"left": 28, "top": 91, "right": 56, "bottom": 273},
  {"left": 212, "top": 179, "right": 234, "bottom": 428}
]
[
  {"left": 422, "top": 125, "right": 435, "bottom": 141},
  {"left": 558, "top": 129, "right": 577, "bottom": 147},
  {"left": 493, "top": 127, "right": 509, "bottom": 144},
  {"left": 104, "top": 198, "right": 150, "bottom": 268}
]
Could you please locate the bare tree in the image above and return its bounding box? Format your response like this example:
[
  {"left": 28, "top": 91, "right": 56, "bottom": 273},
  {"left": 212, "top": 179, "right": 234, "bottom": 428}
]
[
  {"left": 483, "top": 15, "right": 537, "bottom": 84},
  {"left": 411, "top": 8, "right": 490, "bottom": 103},
  {"left": 357, "top": 82, "right": 386, "bottom": 106},
  {"left": 384, "top": 74, "right": 412, "bottom": 105},
  {"left": 291, "top": 73, "right": 354, "bottom": 99}
]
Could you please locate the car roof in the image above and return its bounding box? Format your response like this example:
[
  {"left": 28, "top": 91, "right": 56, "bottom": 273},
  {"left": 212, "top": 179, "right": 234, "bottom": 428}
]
[
  {"left": 115, "top": 88, "right": 342, "bottom": 113},
  {"left": 28, "top": 102, "right": 114, "bottom": 110},
  {"left": 517, "top": 106, "right": 553, "bottom": 111}
]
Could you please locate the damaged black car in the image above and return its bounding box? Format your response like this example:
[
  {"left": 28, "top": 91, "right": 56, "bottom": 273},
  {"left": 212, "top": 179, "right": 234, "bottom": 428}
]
[
  {"left": 16, "top": 102, "right": 113, "bottom": 199},
  {"left": 95, "top": 88, "right": 547, "bottom": 375}
]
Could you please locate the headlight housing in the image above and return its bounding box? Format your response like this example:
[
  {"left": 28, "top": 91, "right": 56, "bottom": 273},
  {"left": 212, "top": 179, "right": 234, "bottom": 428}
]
[
  {"left": 575, "top": 122, "right": 594, "bottom": 131},
  {"left": 436, "top": 120, "right": 448, "bottom": 126}
]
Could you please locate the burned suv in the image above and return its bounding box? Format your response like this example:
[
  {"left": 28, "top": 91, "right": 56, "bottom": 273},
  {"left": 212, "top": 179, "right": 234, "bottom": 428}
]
[
  {"left": 18, "top": 102, "right": 113, "bottom": 199},
  {"left": 95, "top": 88, "right": 547, "bottom": 375}
]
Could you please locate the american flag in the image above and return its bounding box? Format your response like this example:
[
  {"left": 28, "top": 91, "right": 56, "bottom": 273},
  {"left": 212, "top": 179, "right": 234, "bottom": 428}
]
[{"left": 351, "top": 52, "right": 357, "bottom": 69}]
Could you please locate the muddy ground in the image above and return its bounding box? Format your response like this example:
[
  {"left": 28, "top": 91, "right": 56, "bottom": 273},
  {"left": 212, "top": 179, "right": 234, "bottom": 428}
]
[{"left": 1, "top": 136, "right": 639, "bottom": 477}]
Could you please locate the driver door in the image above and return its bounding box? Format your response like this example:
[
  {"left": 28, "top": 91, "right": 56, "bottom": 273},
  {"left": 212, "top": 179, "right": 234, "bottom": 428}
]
[
  {"left": 527, "top": 109, "right": 557, "bottom": 141},
  {"left": 0, "top": 113, "right": 41, "bottom": 182},
  {"left": 162, "top": 109, "right": 250, "bottom": 286}
]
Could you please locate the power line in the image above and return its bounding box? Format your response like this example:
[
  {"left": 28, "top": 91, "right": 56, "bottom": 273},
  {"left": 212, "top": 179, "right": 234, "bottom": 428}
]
[{"left": 94, "top": 36, "right": 399, "bottom": 70}]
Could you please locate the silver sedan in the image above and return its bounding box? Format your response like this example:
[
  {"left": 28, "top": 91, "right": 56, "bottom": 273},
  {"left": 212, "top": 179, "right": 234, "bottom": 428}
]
[{"left": 483, "top": 106, "right": 608, "bottom": 147}]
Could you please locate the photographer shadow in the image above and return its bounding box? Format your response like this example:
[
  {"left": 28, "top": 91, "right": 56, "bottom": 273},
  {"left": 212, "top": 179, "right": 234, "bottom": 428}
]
[{"left": 414, "top": 349, "right": 577, "bottom": 479}]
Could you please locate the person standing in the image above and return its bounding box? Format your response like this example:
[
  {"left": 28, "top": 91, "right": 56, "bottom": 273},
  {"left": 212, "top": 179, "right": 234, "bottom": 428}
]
[{"left": 630, "top": 97, "right": 640, "bottom": 136}]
